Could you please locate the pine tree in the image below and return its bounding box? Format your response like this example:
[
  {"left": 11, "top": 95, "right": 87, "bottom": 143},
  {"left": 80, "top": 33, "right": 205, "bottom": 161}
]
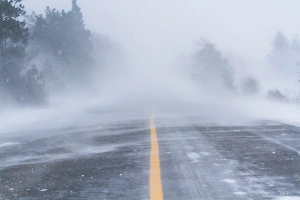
[
  {"left": 291, "top": 35, "right": 300, "bottom": 53},
  {"left": 241, "top": 76, "right": 260, "bottom": 95},
  {"left": 65, "top": 0, "right": 92, "bottom": 79},
  {"left": 0, "top": 0, "right": 28, "bottom": 53},
  {"left": 291, "top": 35, "right": 300, "bottom": 67},
  {"left": 268, "top": 31, "right": 292, "bottom": 69},
  {"left": 193, "top": 42, "right": 235, "bottom": 90},
  {"left": 0, "top": 0, "right": 45, "bottom": 105},
  {"left": 0, "top": 0, "right": 28, "bottom": 81},
  {"left": 30, "top": 0, "right": 92, "bottom": 88}
]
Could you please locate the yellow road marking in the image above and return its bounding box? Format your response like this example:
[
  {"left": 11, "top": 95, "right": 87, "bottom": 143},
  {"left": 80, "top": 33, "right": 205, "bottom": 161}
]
[{"left": 150, "top": 119, "right": 164, "bottom": 200}]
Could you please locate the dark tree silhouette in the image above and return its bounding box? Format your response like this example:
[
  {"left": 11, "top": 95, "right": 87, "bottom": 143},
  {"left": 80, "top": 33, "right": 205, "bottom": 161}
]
[
  {"left": 267, "top": 31, "right": 291, "bottom": 69},
  {"left": 30, "top": 0, "right": 93, "bottom": 89},
  {"left": 0, "top": 0, "right": 45, "bottom": 105},
  {"left": 193, "top": 42, "right": 235, "bottom": 90}
]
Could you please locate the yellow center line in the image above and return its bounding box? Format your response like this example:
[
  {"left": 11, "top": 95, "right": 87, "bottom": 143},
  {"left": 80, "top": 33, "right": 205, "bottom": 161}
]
[{"left": 150, "top": 118, "right": 164, "bottom": 200}]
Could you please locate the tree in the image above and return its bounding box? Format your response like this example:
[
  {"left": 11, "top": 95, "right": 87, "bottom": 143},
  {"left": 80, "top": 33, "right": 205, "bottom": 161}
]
[
  {"left": 267, "top": 31, "right": 292, "bottom": 70},
  {"left": 64, "top": 0, "right": 92, "bottom": 80},
  {"left": 0, "top": 0, "right": 45, "bottom": 105},
  {"left": 241, "top": 76, "right": 260, "bottom": 95},
  {"left": 29, "top": 0, "right": 93, "bottom": 89},
  {"left": 0, "top": 0, "right": 28, "bottom": 81},
  {"left": 0, "top": 0, "right": 28, "bottom": 53},
  {"left": 291, "top": 35, "right": 300, "bottom": 52},
  {"left": 291, "top": 35, "right": 300, "bottom": 67},
  {"left": 192, "top": 42, "right": 235, "bottom": 90},
  {"left": 267, "top": 89, "right": 288, "bottom": 102}
]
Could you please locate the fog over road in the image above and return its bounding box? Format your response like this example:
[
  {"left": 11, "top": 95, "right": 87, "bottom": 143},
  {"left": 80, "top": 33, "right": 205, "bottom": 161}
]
[{"left": 1, "top": 111, "right": 300, "bottom": 200}]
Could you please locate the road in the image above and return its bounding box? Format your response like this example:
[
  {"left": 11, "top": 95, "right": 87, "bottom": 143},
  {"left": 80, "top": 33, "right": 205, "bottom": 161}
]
[{"left": 1, "top": 112, "right": 300, "bottom": 199}]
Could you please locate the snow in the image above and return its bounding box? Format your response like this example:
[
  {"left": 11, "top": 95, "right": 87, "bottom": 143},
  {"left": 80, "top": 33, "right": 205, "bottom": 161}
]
[
  {"left": 275, "top": 197, "right": 300, "bottom": 200},
  {"left": 234, "top": 191, "right": 247, "bottom": 195},
  {"left": 0, "top": 142, "right": 19, "bottom": 148},
  {"left": 0, "top": 144, "right": 118, "bottom": 170},
  {"left": 222, "top": 179, "right": 237, "bottom": 184},
  {"left": 187, "top": 152, "right": 200, "bottom": 163}
]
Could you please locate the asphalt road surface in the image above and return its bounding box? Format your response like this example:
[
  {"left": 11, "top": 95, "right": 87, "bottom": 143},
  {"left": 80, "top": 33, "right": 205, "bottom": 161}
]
[{"left": 1, "top": 112, "right": 300, "bottom": 200}]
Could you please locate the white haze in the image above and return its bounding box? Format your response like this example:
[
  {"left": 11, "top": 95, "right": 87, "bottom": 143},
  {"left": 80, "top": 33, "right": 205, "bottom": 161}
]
[{"left": 1, "top": 0, "right": 300, "bottom": 135}]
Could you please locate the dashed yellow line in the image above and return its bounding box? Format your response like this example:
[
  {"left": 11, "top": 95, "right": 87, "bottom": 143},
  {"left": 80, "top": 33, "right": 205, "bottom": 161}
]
[{"left": 150, "top": 119, "right": 164, "bottom": 200}]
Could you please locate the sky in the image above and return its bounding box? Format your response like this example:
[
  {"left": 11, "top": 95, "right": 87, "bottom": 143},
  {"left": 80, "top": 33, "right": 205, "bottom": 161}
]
[{"left": 23, "top": 0, "right": 300, "bottom": 63}]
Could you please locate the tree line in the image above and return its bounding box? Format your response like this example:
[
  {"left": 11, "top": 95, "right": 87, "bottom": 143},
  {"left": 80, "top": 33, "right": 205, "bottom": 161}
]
[
  {"left": 1, "top": 0, "right": 297, "bottom": 107},
  {"left": 0, "top": 0, "right": 109, "bottom": 107},
  {"left": 192, "top": 31, "right": 300, "bottom": 102}
]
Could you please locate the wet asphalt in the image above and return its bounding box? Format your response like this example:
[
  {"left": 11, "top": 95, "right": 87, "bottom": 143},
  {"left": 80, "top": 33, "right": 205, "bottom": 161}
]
[{"left": 1, "top": 116, "right": 300, "bottom": 199}]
